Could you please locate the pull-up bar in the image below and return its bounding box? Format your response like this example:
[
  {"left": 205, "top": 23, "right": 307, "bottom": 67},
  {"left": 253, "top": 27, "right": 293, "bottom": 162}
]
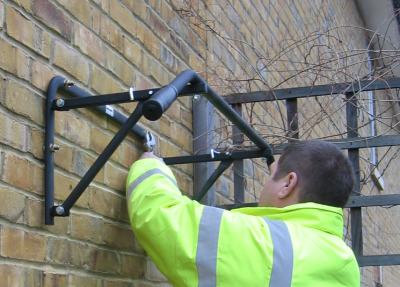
[{"left": 44, "top": 69, "right": 274, "bottom": 224}]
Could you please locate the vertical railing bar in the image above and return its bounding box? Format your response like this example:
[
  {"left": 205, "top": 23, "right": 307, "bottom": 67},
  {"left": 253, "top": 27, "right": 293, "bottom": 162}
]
[
  {"left": 346, "top": 92, "right": 363, "bottom": 258},
  {"left": 232, "top": 103, "right": 245, "bottom": 204},
  {"left": 286, "top": 98, "right": 299, "bottom": 141}
]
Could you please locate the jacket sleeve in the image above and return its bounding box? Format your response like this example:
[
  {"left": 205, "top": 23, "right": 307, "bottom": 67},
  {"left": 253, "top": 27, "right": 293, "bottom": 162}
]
[{"left": 126, "top": 158, "right": 204, "bottom": 287}]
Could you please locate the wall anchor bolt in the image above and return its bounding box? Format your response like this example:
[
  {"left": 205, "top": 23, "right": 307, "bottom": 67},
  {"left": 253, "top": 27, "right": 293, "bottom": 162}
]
[
  {"left": 64, "top": 80, "right": 74, "bottom": 87},
  {"left": 55, "top": 206, "right": 65, "bottom": 216},
  {"left": 56, "top": 98, "right": 65, "bottom": 107},
  {"left": 49, "top": 144, "right": 60, "bottom": 152}
]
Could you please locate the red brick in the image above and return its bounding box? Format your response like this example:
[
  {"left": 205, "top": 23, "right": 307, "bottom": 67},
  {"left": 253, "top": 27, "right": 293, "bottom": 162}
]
[
  {"left": 31, "top": 60, "right": 55, "bottom": 91},
  {"left": 102, "top": 222, "right": 136, "bottom": 251},
  {"left": 0, "top": 111, "right": 29, "bottom": 152},
  {"left": 89, "top": 126, "right": 112, "bottom": 156},
  {"left": 91, "top": 65, "right": 123, "bottom": 94},
  {"left": 53, "top": 41, "right": 90, "bottom": 84},
  {"left": 104, "top": 162, "right": 128, "bottom": 192},
  {"left": 53, "top": 141, "right": 73, "bottom": 172},
  {"left": 88, "top": 186, "right": 124, "bottom": 219},
  {"left": 25, "top": 268, "right": 43, "bottom": 287},
  {"left": 123, "top": 37, "right": 142, "bottom": 68},
  {"left": 0, "top": 38, "right": 30, "bottom": 80},
  {"left": 69, "top": 241, "right": 95, "bottom": 269},
  {"left": 6, "top": 6, "right": 35, "bottom": 50},
  {"left": 0, "top": 3, "right": 3, "bottom": 30},
  {"left": 54, "top": 170, "right": 89, "bottom": 208},
  {"left": 145, "top": 258, "right": 166, "bottom": 282},
  {"left": 121, "top": 0, "right": 147, "bottom": 19},
  {"left": 4, "top": 80, "right": 44, "bottom": 125},
  {"left": 103, "top": 280, "right": 132, "bottom": 287},
  {"left": 100, "top": 14, "right": 124, "bottom": 51},
  {"left": 71, "top": 149, "right": 105, "bottom": 183},
  {"left": 0, "top": 264, "right": 25, "bottom": 286},
  {"left": 109, "top": 1, "right": 137, "bottom": 37},
  {"left": 74, "top": 22, "right": 106, "bottom": 65},
  {"left": 1, "top": 152, "right": 43, "bottom": 195},
  {"left": 134, "top": 73, "right": 155, "bottom": 90},
  {"left": 32, "top": 0, "right": 72, "bottom": 40},
  {"left": 71, "top": 213, "right": 103, "bottom": 244},
  {"left": 167, "top": 31, "right": 190, "bottom": 62},
  {"left": 0, "top": 186, "right": 25, "bottom": 222},
  {"left": 43, "top": 272, "right": 67, "bottom": 287},
  {"left": 1, "top": 226, "right": 47, "bottom": 262},
  {"left": 94, "top": 0, "right": 110, "bottom": 12},
  {"left": 105, "top": 48, "right": 135, "bottom": 86},
  {"left": 118, "top": 142, "right": 140, "bottom": 168},
  {"left": 57, "top": 0, "right": 91, "bottom": 27},
  {"left": 54, "top": 111, "right": 91, "bottom": 148},
  {"left": 69, "top": 275, "right": 98, "bottom": 287},
  {"left": 91, "top": 6, "right": 101, "bottom": 33},
  {"left": 120, "top": 253, "right": 146, "bottom": 278},
  {"left": 137, "top": 21, "right": 160, "bottom": 59},
  {"left": 47, "top": 237, "right": 71, "bottom": 264},
  {"left": 91, "top": 247, "right": 120, "bottom": 274},
  {"left": 160, "top": 138, "right": 181, "bottom": 157},
  {"left": 170, "top": 122, "right": 192, "bottom": 152},
  {"left": 146, "top": 7, "right": 169, "bottom": 41}
]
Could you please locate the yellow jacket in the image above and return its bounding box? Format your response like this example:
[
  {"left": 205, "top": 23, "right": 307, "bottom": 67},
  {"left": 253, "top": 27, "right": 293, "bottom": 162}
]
[{"left": 126, "top": 158, "right": 360, "bottom": 286}]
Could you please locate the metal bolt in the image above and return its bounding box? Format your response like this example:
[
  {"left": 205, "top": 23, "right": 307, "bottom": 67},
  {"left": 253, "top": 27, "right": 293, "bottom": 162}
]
[
  {"left": 148, "top": 90, "right": 154, "bottom": 95},
  {"left": 55, "top": 206, "right": 65, "bottom": 216},
  {"left": 193, "top": 94, "right": 200, "bottom": 102},
  {"left": 56, "top": 98, "right": 65, "bottom": 107},
  {"left": 49, "top": 144, "right": 60, "bottom": 152},
  {"left": 64, "top": 80, "right": 74, "bottom": 87}
]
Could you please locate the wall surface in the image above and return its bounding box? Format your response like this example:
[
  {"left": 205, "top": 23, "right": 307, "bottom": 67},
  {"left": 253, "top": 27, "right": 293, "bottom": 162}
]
[{"left": 0, "top": 0, "right": 399, "bottom": 286}]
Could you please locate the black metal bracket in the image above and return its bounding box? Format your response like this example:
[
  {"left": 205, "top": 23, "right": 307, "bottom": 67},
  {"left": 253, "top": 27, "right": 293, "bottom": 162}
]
[
  {"left": 45, "top": 73, "right": 400, "bottom": 266},
  {"left": 45, "top": 70, "right": 274, "bottom": 224}
]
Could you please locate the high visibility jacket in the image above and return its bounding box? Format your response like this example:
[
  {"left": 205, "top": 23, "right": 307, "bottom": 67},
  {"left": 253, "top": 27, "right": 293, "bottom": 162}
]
[{"left": 126, "top": 158, "right": 360, "bottom": 287}]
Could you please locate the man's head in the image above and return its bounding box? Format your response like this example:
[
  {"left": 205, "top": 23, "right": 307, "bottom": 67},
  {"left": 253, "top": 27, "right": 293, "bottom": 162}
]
[{"left": 259, "top": 140, "right": 355, "bottom": 208}]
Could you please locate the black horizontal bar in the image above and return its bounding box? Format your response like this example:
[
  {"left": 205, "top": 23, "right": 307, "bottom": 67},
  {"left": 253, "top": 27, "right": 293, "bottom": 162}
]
[
  {"left": 272, "top": 135, "right": 400, "bottom": 155},
  {"left": 224, "top": 77, "right": 400, "bottom": 104},
  {"left": 58, "top": 83, "right": 147, "bottom": 140},
  {"left": 55, "top": 84, "right": 205, "bottom": 111},
  {"left": 358, "top": 255, "right": 400, "bottom": 267},
  {"left": 218, "top": 202, "right": 258, "bottom": 209},
  {"left": 346, "top": 194, "right": 400, "bottom": 207},
  {"left": 218, "top": 194, "right": 400, "bottom": 210},
  {"left": 163, "top": 149, "right": 269, "bottom": 165},
  {"left": 163, "top": 135, "right": 400, "bottom": 165},
  {"left": 54, "top": 91, "right": 131, "bottom": 110}
]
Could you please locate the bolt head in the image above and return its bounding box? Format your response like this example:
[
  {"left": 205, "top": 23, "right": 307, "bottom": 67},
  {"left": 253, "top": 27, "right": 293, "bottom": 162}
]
[
  {"left": 193, "top": 94, "right": 200, "bottom": 102},
  {"left": 55, "top": 206, "right": 65, "bottom": 215},
  {"left": 49, "top": 144, "right": 60, "bottom": 152},
  {"left": 56, "top": 98, "right": 65, "bottom": 107}
]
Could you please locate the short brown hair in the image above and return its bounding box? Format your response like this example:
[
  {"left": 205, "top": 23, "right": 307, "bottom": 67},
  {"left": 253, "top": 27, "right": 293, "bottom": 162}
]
[{"left": 273, "top": 140, "right": 355, "bottom": 207}]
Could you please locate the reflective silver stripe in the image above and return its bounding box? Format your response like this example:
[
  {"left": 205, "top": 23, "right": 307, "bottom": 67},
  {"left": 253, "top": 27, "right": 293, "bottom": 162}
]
[
  {"left": 264, "top": 218, "right": 293, "bottom": 287},
  {"left": 126, "top": 168, "right": 177, "bottom": 199},
  {"left": 196, "top": 206, "right": 224, "bottom": 287}
]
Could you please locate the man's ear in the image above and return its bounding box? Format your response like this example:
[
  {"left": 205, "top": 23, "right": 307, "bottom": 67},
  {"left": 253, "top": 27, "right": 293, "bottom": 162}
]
[{"left": 277, "top": 172, "right": 298, "bottom": 199}]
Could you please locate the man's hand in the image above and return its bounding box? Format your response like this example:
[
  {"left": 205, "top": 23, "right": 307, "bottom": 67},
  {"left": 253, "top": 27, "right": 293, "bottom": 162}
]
[{"left": 140, "top": 152, "right": 161, "bottom": 160}]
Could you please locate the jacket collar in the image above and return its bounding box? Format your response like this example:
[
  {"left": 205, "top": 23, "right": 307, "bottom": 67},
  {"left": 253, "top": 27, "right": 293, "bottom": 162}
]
[{"left": 232, "top": 202, "right": 344, "bottom": 238}]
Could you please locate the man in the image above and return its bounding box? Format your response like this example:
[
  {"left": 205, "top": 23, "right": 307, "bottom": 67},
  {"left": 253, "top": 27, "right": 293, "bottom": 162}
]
[{"left": 126, "top": 140, "right": 360, "bottom": 286}]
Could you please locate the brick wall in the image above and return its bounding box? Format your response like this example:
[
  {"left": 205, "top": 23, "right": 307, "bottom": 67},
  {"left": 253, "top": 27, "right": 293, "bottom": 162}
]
[{"left": 0, "top": 0, "right": 399, "bottom": 286}]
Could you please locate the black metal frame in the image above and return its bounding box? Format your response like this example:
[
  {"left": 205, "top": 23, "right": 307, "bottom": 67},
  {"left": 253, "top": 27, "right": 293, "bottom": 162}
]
[
  {"left": 45, "top": 72, "right": 400, "bottom": 266},
  {"left": 44, "top": 69, "right": 273, "bottom": 225},
  {"left": 214, "top": 77, "right": 400, "bottom": 267}
]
